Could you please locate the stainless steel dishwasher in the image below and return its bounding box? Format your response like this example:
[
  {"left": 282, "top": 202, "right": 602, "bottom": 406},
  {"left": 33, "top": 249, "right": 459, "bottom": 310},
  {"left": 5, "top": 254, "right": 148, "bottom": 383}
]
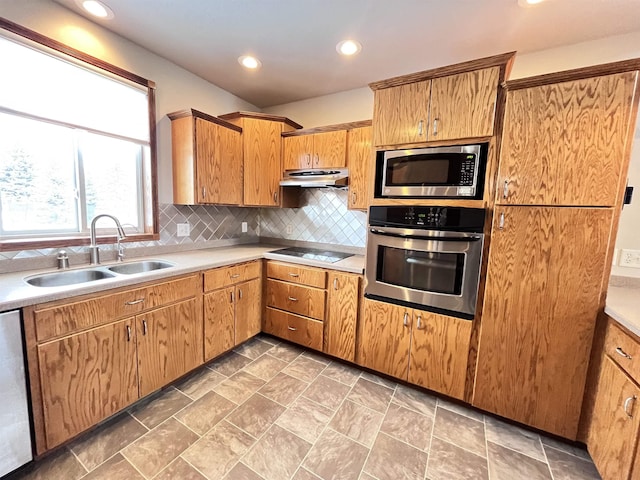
[{"left": 0, "top": 310, "right": 32, "bottom": 476}]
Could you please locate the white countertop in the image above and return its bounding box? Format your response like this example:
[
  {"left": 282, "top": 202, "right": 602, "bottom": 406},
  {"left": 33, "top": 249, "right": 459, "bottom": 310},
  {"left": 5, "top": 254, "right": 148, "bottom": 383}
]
[
  {"left": 605, "top": 282, "right": 640, "bottom": 337},
  {"left": 0, "top": 245, "right": 365, "bottom": 312}
]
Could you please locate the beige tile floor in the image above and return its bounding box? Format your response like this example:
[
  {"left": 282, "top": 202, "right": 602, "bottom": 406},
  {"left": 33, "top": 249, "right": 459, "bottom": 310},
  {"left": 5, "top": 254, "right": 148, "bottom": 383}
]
[{"left": 9, "top": 335, "right": 602, "bottom": 480}]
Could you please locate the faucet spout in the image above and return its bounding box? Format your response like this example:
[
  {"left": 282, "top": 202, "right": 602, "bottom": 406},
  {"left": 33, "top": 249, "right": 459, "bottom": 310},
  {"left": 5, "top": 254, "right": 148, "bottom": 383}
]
[{"left": 89, "top": 214, "right": 126, "bottom": 265}]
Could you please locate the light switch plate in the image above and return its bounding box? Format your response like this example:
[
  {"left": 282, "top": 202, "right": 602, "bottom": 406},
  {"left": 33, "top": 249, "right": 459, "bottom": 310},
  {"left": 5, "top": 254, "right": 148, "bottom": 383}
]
[
  {"left": 286, "top": 224, "right": 293, "bottom": 235},
  {"left": 241, "top": 222, "right": 248, "bottom": 233},
  {"left": 177, "top": 222, "right": 190, "bottom": 237}
]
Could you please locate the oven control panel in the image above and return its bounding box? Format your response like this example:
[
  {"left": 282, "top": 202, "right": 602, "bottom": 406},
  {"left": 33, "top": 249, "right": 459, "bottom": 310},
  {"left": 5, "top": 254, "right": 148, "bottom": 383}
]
[{"left": 369, "top": 206, "right": 485, "bottom": 232}]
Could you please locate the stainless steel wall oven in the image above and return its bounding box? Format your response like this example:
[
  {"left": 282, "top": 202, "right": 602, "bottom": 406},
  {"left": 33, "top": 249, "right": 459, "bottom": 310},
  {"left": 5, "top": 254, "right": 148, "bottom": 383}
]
[{"left": 365, "top": 206, "right": 485, "bottom": 319}]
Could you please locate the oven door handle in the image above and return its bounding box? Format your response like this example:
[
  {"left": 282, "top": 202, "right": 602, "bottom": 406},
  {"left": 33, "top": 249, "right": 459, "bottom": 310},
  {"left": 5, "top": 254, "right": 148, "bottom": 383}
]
[{"left": 369, "top": 228, "right": 482, "bottom": 242}]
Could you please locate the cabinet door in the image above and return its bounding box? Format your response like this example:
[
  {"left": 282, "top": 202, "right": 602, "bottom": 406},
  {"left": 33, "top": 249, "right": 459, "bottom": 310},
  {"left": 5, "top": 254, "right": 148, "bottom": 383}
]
[
  {"left": 204, "top": 287, "right": 235, "bottom": 361},
  {"left": 283, "top": 135, "right": 313, "bottom": 170},
  {"left": 195, "top": 117, "right": 217, "bottom": 204},
  {"left": 243, "top": 118, "right": 282, "bottom": 206},
  {"left": 235, "top": 278, "right": 262, "bottom": 345},
  {"left": 313, "top": 130, "right": 347, "bottom": 168},
  {"left": 499, "top": 72, "right": 638, "bottom": 206},
  {"left": 214, "top": 123, "right": 243, "bottom": 205},
  {"left": 473, "top": 206, "right": 613, "bottom": 439},
  {"left": 408, "top": 310, "right": 471, "bottom": 400},
  {"left": 325, "top": 272, "right": 360, "bottom": 362},
  {"left": 347, "top": 126, "right": 372, "bottom": 210},
  {"left": 373, "top": 80, "right": 431, "bottom": 146},
  {"left": 588, "top": 357, "right": 640, "bottom": 480},
  {"left": 37, "top": 318, "right": 138, "bottom": 449},
  {"left": 429, "top": 67, "right": 499, "bottom": 141},
  {"left": 357, "top": 298, "right": 411, "bottom": 380},
  {"left": 137, "top": 298, "right": 202, "bottom": 397}
]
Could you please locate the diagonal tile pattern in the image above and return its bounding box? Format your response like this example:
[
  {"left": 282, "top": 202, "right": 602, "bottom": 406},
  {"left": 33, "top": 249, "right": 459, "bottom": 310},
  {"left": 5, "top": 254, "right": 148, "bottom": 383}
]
[{"left": 10, "top": 334, "right": 602, "bottom": 480}]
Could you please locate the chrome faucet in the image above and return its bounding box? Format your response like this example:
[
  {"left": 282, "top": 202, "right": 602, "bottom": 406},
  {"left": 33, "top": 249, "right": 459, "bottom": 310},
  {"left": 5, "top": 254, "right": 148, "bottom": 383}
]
[{"left": 88, "top": 214, "right": 126, "bottom": 265}]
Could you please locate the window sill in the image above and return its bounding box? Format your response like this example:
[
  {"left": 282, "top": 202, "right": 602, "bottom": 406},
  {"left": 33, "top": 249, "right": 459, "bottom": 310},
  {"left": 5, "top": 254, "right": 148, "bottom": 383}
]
[{"left": 0, "top": 233, "right": 160, "bottom": 252}]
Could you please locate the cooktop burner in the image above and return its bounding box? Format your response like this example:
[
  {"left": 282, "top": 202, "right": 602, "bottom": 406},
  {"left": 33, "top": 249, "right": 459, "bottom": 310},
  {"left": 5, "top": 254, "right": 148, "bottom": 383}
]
[{"left": 272, "top": 247, "right": 353, "bottom": 263}]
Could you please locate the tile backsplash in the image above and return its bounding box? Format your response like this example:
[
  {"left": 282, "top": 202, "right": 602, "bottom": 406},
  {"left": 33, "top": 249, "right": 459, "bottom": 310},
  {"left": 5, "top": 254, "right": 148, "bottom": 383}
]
[
  {"left": 0, "top": 189, "right": 366, "bottom": 272},
  {"left": 260, "top": 189, "right": 367, "bottom": 248}
]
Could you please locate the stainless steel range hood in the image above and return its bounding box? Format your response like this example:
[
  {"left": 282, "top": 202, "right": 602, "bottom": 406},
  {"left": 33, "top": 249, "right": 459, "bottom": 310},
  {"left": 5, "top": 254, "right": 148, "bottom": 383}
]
[{"left": 280, "top": 168, "right": 349, "bottom": 188}]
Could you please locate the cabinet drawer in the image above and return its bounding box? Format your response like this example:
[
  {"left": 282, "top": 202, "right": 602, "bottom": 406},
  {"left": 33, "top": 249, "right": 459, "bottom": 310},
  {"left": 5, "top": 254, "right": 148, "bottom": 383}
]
[
  {"left": 34, "top": 275, "right": 200, "bottom": 342},
  {"left": 605, "top": 322, "right": 640, "bottom": 383},
  {"left": 264, "top": 307, "right": 323, "bottom": 350},
  {"left": 266, "top": 261, "right": 326, "bottom": 288},
  {"left": 203, "top": 260, "right": 261, "bottom": 291},
  {"left": 266, "top": 279, "right": 326, "bottom": 320}
]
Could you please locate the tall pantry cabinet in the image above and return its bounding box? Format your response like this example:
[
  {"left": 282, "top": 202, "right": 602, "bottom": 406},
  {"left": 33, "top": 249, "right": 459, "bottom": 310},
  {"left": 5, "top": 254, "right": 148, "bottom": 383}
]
[{"left": 473, "top": 65, "right": 640, "bottom": 439}]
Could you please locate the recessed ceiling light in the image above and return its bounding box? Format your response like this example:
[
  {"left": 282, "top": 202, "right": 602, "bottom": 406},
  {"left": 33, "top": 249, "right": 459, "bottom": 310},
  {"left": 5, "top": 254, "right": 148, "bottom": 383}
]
[
  {"left": 77, "top": 0, "right": 114, "bottom": 19},
  {"left": 238, "top": 55, "right": 262, "bottom": 70},
  {"left": 336, "top": 40, "right": 362, "bottom": 56},
  {"left": 518, "top": 0, "right": 545, "bottom": 6}
]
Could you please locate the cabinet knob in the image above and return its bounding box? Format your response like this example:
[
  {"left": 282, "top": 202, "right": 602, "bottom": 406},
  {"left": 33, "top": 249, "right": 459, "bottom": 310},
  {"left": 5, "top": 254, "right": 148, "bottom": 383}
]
[
  {"left": 624, "top": 395, "right": 637, "bottom": 418},
  {"left": 616, "top": 347, "right": 633, "bottom": 360},
  {"left": 432, "top": 118, "right": 439, "bottom": 136}
]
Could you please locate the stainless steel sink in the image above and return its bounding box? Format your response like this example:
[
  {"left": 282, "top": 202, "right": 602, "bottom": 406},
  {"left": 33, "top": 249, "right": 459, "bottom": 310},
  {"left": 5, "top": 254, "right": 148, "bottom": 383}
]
[
  {"left": 107, "top": 260, "right": 175, "bottom": 275},
  {"left": 25, "top": 269, "right": 117, "bottom": 287}
]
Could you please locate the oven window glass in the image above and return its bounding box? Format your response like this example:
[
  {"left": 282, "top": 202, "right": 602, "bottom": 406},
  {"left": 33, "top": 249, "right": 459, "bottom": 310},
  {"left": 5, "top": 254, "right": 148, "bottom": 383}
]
[
  {"left": 385, "top": 153, "right": 471, "bottom": 186},
  {"left": 377, "top": 246, "right": 464, "bottom": 295}
]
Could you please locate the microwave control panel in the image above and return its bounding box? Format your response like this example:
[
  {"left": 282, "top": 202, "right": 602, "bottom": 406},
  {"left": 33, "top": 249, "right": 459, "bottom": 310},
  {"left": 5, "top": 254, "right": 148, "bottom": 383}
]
[{"left": 460, "top": 158, "right": 476, "bottom": 185}]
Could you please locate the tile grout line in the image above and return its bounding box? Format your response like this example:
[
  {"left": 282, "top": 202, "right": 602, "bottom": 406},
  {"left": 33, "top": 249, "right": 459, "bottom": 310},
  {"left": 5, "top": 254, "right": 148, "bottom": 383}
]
[
  {"left": 540, "top": 436, "right": 557, "bottom": 480},
  {"left": 119, "top": 447, "right": 155, "bottom": 480}
]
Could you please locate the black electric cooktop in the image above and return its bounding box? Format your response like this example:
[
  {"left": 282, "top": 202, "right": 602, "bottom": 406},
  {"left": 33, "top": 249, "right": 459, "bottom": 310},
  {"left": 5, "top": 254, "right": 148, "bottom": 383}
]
[{"left": 272, "top": 247, "right": 353, "bottom": 264}]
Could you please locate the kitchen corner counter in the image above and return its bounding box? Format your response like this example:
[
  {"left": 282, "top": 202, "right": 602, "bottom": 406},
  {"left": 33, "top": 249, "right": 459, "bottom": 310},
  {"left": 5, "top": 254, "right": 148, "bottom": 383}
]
[
  {"left": 605, "top": 277, "right": 640, "bottom": 337},
  {"left": 0, "top": 244, "right": 365, "bottom": 312}
]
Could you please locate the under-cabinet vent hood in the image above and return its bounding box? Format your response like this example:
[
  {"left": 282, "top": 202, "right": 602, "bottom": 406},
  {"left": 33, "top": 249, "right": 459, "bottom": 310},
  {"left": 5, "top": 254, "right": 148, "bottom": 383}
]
[{"left": 280, "top": 168, "right": 349, "bottom": 188}]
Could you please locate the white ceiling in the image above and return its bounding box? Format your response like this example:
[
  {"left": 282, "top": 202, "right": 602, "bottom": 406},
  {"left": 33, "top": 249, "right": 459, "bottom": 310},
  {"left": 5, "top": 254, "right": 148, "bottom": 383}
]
[{"left": 52, "top": 0, "right": 640, "bottom": 108}]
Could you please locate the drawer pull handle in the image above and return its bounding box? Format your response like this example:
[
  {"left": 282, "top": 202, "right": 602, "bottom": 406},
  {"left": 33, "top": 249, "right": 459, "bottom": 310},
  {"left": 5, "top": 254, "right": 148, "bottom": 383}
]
[
  {"left": 403, "top": 312, "right": 409, "bottom": 327},
  {"left": 416, "top": 315, "right": 423, "bottom": 329},
  {"left": 288, "top": 297, "right": 298, "bottom": 302},
  {"left": 333, "top": 278, "right": 338, "bottom": 290},
  {"left": 616, "top": 347, "right": 632, "bottom": 360},
  {"left": 126, "top": 325, "right": 131, "bottom": 342},
  {"left": 142, "top": 319, "right": 147, "bottom": 336},
  {"left": 230, "top": 274, "right": 240, "bottom": 279},
  {"left": 230, "top": 291, "right": 235, "bottom": 303},
  {"left": 238, "top": 288, "right": 243, "bottom": 299},
  {"left": 125, "top": 298, "right": 145, "bottom": 306},
  {"left": 288, "top": 273, "right": 299, "bottom": 278},
  {"left": 287, "top": 326, "right": 297, "bottom": 331},
  {"left": 624, "top": 396, "right": 637, "bottom": 418}
]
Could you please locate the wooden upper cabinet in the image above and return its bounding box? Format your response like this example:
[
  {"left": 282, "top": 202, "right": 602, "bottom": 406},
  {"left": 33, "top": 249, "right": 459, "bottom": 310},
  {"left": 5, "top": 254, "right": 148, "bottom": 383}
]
[
  {"left": 429, "top": 67, "right": 500, "bottom": 141},
  {"left": 357, "top": 298, "right": 411, "bottom": 379},
  {"left": 408, "top": 310, "right": 471, "bottom": 400},
  {"left": 169, "top": 109, "right": 243, "bottom": 206},
  {"left": 498, "top": 72, "right": 639, "bottom": 206},
  {"left": 219, "top": 112, "right": 302, "bottom": 207},
  {"left": 473, "top": 206, "right": 613, "bottom": 439},
  {"left": 136, "top": 298, "right": 203, "bottom": 397},
  {"left": 373, "top": 80, "right": 431, "bottom": 147},
  {"left": 347, "top": 125, "right": 373, "bottom": 210},
  {"left": 283, "top": 130, "right": 347, "bottom": 169},
  {"left": 588, "top": 356, "right": 640, "bottom": 480},
  {"left": 284, "top": 134, "right": 313, "bottom": 170},
  {"left": 325, "top": 272, "right": 361, "bottom": 362},
  {"left": 37, "top": 318, "right": 138, "bottom": 449}
]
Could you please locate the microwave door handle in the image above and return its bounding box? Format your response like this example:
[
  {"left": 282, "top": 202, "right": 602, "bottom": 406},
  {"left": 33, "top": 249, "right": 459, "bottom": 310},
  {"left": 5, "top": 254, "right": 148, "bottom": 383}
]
[{"left": 369, "top": 228, "right": 482, "bottom": 242}]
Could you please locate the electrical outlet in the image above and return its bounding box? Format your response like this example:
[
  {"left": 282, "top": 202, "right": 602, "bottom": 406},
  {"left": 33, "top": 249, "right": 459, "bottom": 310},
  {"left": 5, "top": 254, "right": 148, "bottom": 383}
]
[
  {"left": 619, "top": 249, "right": 640, "bottom": 268},
  {"left": 177, "top": 222, "right": 190, "bottom": 237},
  {"left": 286, "top": 224, "right": 293, "bottom": 235},
  {"left": 241, "top": 222, "right": 248, "bottom": 233}
]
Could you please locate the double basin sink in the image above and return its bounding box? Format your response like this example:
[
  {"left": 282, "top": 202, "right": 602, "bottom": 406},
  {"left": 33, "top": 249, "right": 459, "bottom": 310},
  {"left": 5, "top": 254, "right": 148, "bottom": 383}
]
[{"left": 25, "top": 260, "right": 175, "bottom": 288}]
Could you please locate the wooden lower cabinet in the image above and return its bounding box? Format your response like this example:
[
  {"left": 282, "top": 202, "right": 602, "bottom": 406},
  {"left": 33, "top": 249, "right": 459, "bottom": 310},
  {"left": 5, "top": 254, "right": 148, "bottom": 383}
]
[
  {"left": 473, "top": 206, "right": 613, "bottom": 439},
  {"left": 588, "top": 356, "right": 640, "bottom": 480},
  {"left": 325, "top": 272, "right": 360, "bottom": 362},
  {"left": 37, "top": 318, "right": 139, "bottom": 449},
  {"left": 264, "top": 307, "right": 323, "bottom": 350},
  {"left": 203, "top": 261, "right": 263, "bottom": 361},
  {"left": 358, "top": 298, "right": 471, "bottom": 400},
  {"left": 137, "top": 298, "right": 203, "bottom": 397}
]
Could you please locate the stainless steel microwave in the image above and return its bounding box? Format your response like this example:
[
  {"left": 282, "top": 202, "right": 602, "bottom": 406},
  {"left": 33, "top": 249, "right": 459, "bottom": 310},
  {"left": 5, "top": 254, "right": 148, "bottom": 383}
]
[{"left": 375, "top": 143, "right": 487, "bottom": 199}]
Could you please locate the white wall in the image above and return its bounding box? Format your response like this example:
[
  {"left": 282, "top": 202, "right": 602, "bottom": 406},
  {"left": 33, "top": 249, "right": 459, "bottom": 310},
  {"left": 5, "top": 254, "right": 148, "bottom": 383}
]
[{"left": 0, "top": 0, "right": 259, "bottom": 204}]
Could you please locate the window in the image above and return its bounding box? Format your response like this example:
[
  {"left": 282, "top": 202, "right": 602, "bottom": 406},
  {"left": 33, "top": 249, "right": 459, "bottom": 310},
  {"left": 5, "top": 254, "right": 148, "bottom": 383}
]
[{"left": 0, "top": 21, "right": 157, "bottom": 249}]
